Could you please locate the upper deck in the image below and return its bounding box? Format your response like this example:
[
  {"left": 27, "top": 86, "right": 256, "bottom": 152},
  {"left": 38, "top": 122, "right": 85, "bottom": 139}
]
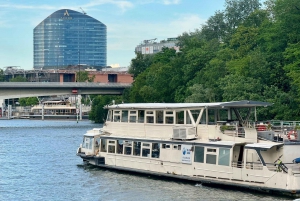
[{"left": 103, "top": 100, "right": 272, "bottom": 143}]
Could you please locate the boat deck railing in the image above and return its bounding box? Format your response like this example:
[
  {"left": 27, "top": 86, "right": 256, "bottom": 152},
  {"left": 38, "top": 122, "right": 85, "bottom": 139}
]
[
  {"left": 231, "top": 161, "right": 263, "bottom": 170},
  {"left": 221, "top": 124, "right": 245, "bottom": 138},
  {"left": 245, "top": 162, "right": 263, "bottom": 170},
  {"left": 232, "top": 161, "right": 244, "bottom": 168}
]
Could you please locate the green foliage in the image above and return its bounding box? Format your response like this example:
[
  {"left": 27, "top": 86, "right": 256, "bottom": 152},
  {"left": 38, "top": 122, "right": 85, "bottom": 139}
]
[
  {"left": 76, "top": 71, "right": 95, "bottom": 82},
  {"left": 0, "top": 69, "right": 4, "bottom": 82},
  {"left": 19, "top": 97, "right": 39, "bottom": 106},
  {"left": 91, "top": 0, "right": 300, "bottom": 121},
  {"left": 10, "top": 76, "right": 27, "bottom": 82},
  {"left": 89, "top": 95, "right": 127, "bottom": 123}
]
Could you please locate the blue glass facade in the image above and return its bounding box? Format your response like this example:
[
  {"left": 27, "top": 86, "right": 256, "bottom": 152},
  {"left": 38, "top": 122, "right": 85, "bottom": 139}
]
[{"left": 34, "top": 9, "right": 106, "bottom": 69}]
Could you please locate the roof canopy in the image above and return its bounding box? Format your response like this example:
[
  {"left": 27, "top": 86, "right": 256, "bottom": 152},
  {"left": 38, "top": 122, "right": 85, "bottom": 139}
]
[
  {"left": 245, "top": 142, "right": 283, "bottom": 149},
  {"left": 106, "top": 100, "right": 272, "bottom": 110}
]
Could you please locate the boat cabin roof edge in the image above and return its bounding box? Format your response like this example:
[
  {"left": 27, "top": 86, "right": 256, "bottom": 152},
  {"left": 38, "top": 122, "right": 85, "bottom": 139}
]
[{"left": 105, "top": 100, "right": 272, "bottom": 110}]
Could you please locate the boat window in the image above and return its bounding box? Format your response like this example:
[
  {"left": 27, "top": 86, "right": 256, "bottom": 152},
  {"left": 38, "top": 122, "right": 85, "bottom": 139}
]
[
  {"left": 129, "top": 116, "right": 137, "bottom": 123},
  {"left": 121, "top": 110, "right": 128, "bottom": 122},
  {"left": 146, "top": 110, "right": 154, "bottom": 123},
  {"left": 138, "top": 110, "right": 145, "bottom": 123},
  {"left": 113, "top": 111, "right": 121, "bottom": 122},
  {"left": 206, "top": 154, "right": 217, "bottom": 164},
  {"left": 165, "top": 116, "right": 174, "bottom": 124},
  {"left": 178, "top": 145, "right": 181, "bottom": 150},
  {"left": 133, "top": 141, "right": 141, "bottom": 156},
  {"left": 143, "top": 143, "right": 150, "bottom": 147},
  {"left": 109, "top": 141, "right": 115, "bottom": 144},
  {"left": 207, "top": 148, "right": 216, "bottom": 153},
  {"left": 106, "top": 110, "right": 112, "bottom": 121},
  {"left": 194, "top": 146, "right": 204, "bottom": 163},
  {"left": 176, "top": 111, "right": 184, "bottom": 124},
  {"left": 162, "top": 144, "right": 170, "bottom": 149},
  {"left": 100, "top": 139, "right": 107, "bottom": 152},
  {"left": 129, "top": 111, "right": 137, "bottom": 123},
  {"left": 166, "top": 111, "right": 173, "bottom": 115},
  {"left": 218, "top": 148, "right": 230, "bottom": 166},
  {"left": 108, "top": 145, "right": 115, "bottom": 153},
  {"left": 156, "top": 111, "right": 164, "bottom": 124},
  {"left": 124, "top": 141, "right": 132, "bottom": 155},
  {"left": 173, "top": 145, "right": 178, "bottom": 149},
  {"left": 117, "top": 140, "right": 123, "bottom": 154},
  {"left": 151, "top": 143, "right": 160, "bottom": 158},
  {"left": 82, "top": 136, "right": 93, "bottom": 149},
  {"left": 142, "top": 143, "right": 150, "bottom": 157},
  {"left": 146, "top": 116, "right": 154, "bottom": 123}
]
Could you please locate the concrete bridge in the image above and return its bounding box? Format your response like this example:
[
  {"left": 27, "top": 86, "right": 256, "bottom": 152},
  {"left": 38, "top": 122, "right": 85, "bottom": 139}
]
[{"left": 0, "top": 82, "right": 132, "bottom": 99}]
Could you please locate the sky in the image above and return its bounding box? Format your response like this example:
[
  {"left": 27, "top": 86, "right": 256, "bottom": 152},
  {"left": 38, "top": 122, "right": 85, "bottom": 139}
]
[{"left": 0, "top": 0, "right": 227, "bottom": 70}]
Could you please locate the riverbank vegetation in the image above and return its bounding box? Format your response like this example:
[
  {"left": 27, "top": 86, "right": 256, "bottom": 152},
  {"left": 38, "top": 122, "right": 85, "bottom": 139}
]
[{"left": 89, "top": 0, "right": 300, "bottom": 122}]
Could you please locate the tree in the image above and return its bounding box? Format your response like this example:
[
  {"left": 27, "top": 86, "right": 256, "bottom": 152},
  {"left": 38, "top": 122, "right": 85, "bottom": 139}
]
[
  {"left": 19, "top": 97, "right": 39, "bottom": 106},
  {"left": 89, "top": 95, "right": 124, "bottom": 123},
  {"left": 10, "top": 76, "right": 27, "bottom": 82},
  {"left": 76, "top": 71, "right": 95, "bottom": 82},
  {"left": 128, "top": 53, "right": 153, "bottom": 78},
  {"left": 0, "top": 69, "right": 5, "bottom": 82}
]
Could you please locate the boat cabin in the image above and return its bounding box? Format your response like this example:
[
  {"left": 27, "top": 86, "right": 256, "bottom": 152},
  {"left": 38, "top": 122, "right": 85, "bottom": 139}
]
[{"left": 103, "top": 101, "right": 272, "bottom": 143}]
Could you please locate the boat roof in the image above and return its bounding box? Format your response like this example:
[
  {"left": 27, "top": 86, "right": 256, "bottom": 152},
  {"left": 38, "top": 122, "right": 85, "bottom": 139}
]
[
  {"left": 106, "top": 100, "right": 272, "bottom": 110},
  {"left": 245, "top": 142, "right": 283, "bottom": 149}
]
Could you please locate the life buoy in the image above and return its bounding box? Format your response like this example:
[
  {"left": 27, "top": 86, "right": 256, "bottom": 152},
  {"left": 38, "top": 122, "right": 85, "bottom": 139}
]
[
  {"left": 256, "top": 124, "right": 267, "bottom": 131},
  {"left": 287, "top": 130, "right": 298, "bottom": 140}
]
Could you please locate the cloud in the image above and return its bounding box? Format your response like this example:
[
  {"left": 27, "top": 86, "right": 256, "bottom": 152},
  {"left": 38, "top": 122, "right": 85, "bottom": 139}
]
[
  {"left": 0, "top": 4, "right": 56, "bottom": 10},
  {"left": 0, "top": 0, "right": 134, "bottom": 12},
  {"left": 162, "top": 0, "right": 181, "bottom": 5},
  {"left": 107, "top": 13, "right": 205, "bottom": 51},
  {"left": 82, "top": 0, "right": 134, "bottom": 12}
]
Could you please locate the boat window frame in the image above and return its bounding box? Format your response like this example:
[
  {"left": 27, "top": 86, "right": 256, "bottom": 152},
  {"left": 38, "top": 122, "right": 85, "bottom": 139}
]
[
  {"left": 164, "top": 110, "right": 175, "bottom": 124},
  {"left": 145, "top": 110, "right": 155, "bottom": 124},
  {"left": 108, "top": 140, "right": 116, "bottom": 154},
  {"left": 124, "top": 140, "right": 132, "bottom": 155},
  {"left": 141, "top": 143, "right": 151, "bottom": 157},
  {"left": 113, "top": 110, "right": 121, "bottom": 122},
  {"left": 156, "top": 110, "right": 164, "bottom": 124},
  {"left": 129, "top": 110, "right": 137, "bottom": 123},
  {"left": 206, "top": 147, "right": 218, "bottom": 165},
  {"left": 121, "top": 110, "right": 129, "bottom": 123}
]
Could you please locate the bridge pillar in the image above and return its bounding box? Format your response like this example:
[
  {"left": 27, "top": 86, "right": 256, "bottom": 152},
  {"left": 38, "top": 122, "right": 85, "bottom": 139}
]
[
  {"left": 8, "top": 105, "right": 12, "bottom": 119},
  {"left": 42, "top": 104, "right": 44, "bottom": 121},
  {"left": 80, "top": 104, "right": 82, "bottom": 121}
]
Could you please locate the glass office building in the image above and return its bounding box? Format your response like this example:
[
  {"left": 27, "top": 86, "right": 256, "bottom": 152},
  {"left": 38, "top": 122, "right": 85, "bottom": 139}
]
[{"left": 34, "top": 9, "right": 106, "bottom": 69}]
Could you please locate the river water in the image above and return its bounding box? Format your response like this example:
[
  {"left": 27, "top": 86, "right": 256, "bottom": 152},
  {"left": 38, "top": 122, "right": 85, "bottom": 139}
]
[{"left": 0, "top": 119, "right": 295, "bottom": 201}]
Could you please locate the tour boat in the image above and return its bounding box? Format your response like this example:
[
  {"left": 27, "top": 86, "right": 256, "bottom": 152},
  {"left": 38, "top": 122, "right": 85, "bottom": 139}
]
[{"left": 76, "top": 100, "right": 300, "bottom": 197}]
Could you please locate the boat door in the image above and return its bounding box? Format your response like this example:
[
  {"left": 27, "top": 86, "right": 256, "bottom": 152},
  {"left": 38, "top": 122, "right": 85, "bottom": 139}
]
[{"left": 232, "top": 145, "right": 244, "bottom": 180}]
